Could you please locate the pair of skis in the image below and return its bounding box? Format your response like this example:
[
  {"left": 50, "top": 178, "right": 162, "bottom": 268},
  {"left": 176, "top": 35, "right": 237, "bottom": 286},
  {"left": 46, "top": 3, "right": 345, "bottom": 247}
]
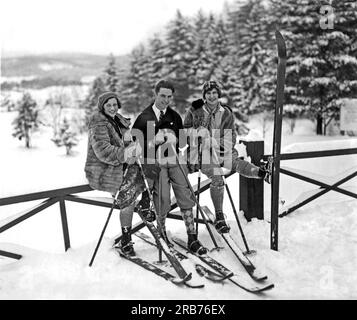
[
  {"left": 134, "top": 231, "right": 274, "bottom": 293},
  {"left": 134, "top": 231, "right": 233, "bottom": 283},
  {"left": 116, "top": 204, "right": 205, "bottom": 288},
  {"left": 200, "top": 206, "right": 271, "bottom": 284}
]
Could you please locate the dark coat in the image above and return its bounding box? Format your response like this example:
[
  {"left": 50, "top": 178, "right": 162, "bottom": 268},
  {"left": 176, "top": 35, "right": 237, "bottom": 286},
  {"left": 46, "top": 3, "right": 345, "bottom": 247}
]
[{"left": 132, "top": 103, "right": 184, "bottom": 162}]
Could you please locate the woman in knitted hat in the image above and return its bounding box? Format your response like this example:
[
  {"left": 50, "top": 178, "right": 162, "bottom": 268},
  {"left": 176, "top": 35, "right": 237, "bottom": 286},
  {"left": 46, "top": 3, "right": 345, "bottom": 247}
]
[
  {"left": 85, "top": 92, "right": 147, "bottom": 256},
  {"left": 184, "top": 81, "right": 269, "bottom": 233}
]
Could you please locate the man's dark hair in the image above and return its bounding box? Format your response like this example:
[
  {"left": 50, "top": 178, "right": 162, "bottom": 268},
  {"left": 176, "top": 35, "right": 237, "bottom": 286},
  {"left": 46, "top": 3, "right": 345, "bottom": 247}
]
[{"left": 154, "top": 79, "right": 175, "bottom": 94}]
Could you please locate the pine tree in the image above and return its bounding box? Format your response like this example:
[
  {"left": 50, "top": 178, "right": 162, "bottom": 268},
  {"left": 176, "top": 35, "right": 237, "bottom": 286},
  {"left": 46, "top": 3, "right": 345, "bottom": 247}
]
[
  {"left": 234, "top": 0, "right": 276, "bottom": 115},
  {"left": 12, "top": 92, "right": 40, "bottom": 148},
  {"left": 121, "top": 44, "right": 152, "bottom": 115},
  {"left": 206, "top": 15, "right": 230, "bottom": 80},
  {"left": 270, "top": 0, "right": 357, "bottom": 135},
  {"left": 188, "top": 10, "right": 211, "bottom": 99},
  {"left": 147, "top": 33, "right": 166, "bottom": 88},
  {"left": 104, "top": 53, "right": 120, "bottom": 93},
  {"left": 320, "top": 0, "right": 357, "bottom": 134},
  {"left": 82, "top": 76, "right": 106, "bottom": 125},
  {"left": 163, "top": 10, "right": 196, "bottom": 114},
  {"left": 52, "top": 117, "right": 79, "bottom": 155}
]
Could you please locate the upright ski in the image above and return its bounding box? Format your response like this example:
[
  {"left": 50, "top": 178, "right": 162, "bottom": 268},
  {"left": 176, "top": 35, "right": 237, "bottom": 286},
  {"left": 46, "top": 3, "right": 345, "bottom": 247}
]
[{"left": 270, "top": 30, "right": 287, "bottom": 251}]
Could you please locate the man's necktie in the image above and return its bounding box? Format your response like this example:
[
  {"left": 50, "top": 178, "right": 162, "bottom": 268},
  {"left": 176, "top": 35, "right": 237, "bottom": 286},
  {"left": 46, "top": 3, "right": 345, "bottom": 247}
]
[{"left": 159, "top": 110, "right": 165, "bottom": 122}]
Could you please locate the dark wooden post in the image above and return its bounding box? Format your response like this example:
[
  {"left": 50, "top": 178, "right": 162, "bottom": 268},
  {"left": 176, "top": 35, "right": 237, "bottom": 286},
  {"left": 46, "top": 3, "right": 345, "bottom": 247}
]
[
  {"left": 239, "top": 140, "right": 264, "bottom": 221},
  {"left": 59, "top": 197, "right": 70, "bottom": 251}
]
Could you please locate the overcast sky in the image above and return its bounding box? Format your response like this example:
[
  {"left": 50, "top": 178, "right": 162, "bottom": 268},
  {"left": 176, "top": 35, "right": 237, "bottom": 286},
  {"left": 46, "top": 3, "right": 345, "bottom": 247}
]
[{"left": 1, "top": 0, "right": 229, "bottom": 56}]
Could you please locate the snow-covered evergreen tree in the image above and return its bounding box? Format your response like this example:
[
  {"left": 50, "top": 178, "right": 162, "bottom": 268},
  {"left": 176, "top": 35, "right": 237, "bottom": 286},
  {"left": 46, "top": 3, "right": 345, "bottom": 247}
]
[
  {"left": 270, "top": 0, "right": 357, "bottom": 135},
  {"left": 121, "top": 44, "right": 152, "bottom": 115},
  {"left": 82, "top": 76, "right": 106, "bottom": 125},
  {"left": 188, "top": 10, "right": 211, "bottom": 100},
  {"left": 104, "top": 54, "right": 120, "bottom": 94},
  {"left": 234, "top": 0, "right": 275, "bottom": 115},
  {"left": 205, "top": 15, "right": 231, "bottom": 85},
  {"left": 51, "top": 117, "right": 79, "bottom": 155},
  {"left": 147, "top": 33, "right": 167, "bottom": 88},
  {"left": 163, "top": 10, "right": 196, "bottom": 114},
  {"left": 12, "top": 92, "right": 40, "bottom": 148},
  {"left": 320, "top": 0, "right": 357, "bottom": 134}
]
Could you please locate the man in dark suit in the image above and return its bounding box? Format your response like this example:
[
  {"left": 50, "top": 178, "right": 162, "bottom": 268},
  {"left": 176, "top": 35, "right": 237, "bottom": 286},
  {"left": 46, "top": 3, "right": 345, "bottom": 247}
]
[{"left": 132, "top": 79, "right": 207, "bottom": 255}]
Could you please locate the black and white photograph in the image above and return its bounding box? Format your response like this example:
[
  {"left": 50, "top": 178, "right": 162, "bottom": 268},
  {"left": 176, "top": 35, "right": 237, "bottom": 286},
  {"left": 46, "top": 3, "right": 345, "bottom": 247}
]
[{"left": 0, "top": 0, "right": 356, "bottom": 305}]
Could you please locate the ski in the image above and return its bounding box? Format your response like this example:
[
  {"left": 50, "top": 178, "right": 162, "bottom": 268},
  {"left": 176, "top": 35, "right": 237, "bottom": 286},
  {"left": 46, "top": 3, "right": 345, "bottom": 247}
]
[
  {"left": 136, "top": 211, "right": 204, "bottom": 289},
  {"left": 134, "top": 231, "right": 186, "bottom": 261},
  {"left": 114, "top": 248, "right": 191, "bottom": 286},
  {"left": 270, "top": 30, "right": 287, "bottom": 251},
  {"left": 171, "top": 237, "right": 234, "bottom": 279},
  {"left": 172, "top": 237, "right": 274, "bottom": 294},
  {"left": 134, "top": 231, "right": 231, "bottom": 283},
  {"left": 201, "top": 206, "right": 268, "bottom": 282},
  {"left": 195, "top": 264, "right": 233, "bottom": 282}
]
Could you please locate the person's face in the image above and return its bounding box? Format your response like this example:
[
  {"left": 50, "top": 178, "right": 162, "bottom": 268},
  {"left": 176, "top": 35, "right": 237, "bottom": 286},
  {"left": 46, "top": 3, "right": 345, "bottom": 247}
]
[
  {"left": 155, "top": 88, "right": 173, "bottom": 110},
  {"left": 205, "top": 89, "right": 220, "bottom": 107},
  {"left": 103, "top": 98, "right": 119, "bottom": 118}
]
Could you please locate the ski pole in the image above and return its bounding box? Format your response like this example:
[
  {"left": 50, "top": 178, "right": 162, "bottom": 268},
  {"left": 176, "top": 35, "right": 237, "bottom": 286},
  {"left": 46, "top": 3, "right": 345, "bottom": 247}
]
[
  {"left": 158, "top": 169, "right": 163, "bottom": 262},
  {"left": 211, "top": 145, "right": 254, "bottom": 255},
  {"left": 170, "top": 144, "right": 220, "bottom": 251},
  {"left": 195, "top": 137, "right": 203, "bottom": 234}
]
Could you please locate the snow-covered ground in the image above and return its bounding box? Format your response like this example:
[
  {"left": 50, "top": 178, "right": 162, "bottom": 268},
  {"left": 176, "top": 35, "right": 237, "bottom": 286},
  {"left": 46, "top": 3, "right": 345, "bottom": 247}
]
[{"left": 0, "top": 111, "right": 356, "bottom": 300}]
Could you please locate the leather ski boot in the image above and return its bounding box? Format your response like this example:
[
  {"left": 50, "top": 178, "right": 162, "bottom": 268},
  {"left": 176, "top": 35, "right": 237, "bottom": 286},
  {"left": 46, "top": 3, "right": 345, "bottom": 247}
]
[
  {"left": 214, "top": 211, "right": 230, "bottom": 234},
  {"left": 187, "top": 233, "right": 207, "bottom": 255},
  {"left": 116, "top": 226, "right": 135, "bottom": 256},
  {"left": 135, "top": 191, "right": 156, "bottom": 222}
]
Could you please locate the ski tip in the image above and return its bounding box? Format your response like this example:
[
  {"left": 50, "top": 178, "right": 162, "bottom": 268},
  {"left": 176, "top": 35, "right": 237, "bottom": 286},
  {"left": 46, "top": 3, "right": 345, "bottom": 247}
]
[
  {"left": 262, "top": 283, "right": 275, "bottom": 292},
  {"left": 181, "top": 272, "right": 205, "bottom": 288},
  {"left": 171, "top": 277, "right": 189, "bottom": 286},
  {"left": 184, "top": 281, "right": 205, "bottom": 289},
  {"left": 275, "top": 30, "right": 286, "bottom": 59}
]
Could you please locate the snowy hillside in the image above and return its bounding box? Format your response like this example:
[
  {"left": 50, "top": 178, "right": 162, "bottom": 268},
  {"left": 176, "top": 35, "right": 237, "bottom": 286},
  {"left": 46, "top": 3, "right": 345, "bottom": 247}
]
[{"left": 0, "top": 111, "right": 356, "bottom": 299}]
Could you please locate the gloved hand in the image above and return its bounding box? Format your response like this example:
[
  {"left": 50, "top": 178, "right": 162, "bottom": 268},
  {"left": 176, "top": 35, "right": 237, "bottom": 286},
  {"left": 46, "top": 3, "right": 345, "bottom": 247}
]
[
  {"left": 124, "top": 141, "right": 142, "bottom": 164},
  {"left": 154, "top": 130, "right": 166, "bottom": 145},
  {"left": 162, "top": 129, "right": 177, "bottom": 144},
  {"left": 197, "top": 126, "right": 210, "bottom": 142},
  {"left": 258, "top": 168, "right": 270, "bottom": 183},
  {"left": 155, "top": 129, "right": 177, "bottom": 145},
  {"left": 258, "top": 159, "right": 271, "bottom": 184}
]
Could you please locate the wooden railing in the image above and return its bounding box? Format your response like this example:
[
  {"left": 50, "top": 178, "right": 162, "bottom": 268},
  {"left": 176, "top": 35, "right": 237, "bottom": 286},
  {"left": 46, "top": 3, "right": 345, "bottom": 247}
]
[{"left": 0, "top": 174, "right": 235, "bottom": 260}]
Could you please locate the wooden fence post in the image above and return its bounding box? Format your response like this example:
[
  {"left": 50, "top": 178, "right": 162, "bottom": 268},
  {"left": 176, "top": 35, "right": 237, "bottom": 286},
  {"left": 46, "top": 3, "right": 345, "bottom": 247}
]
[
  {"left": 239, "top": 140, "right": 264, "bottom": 221},
  {"left": 59, "top": 197, "right": 70, "bottom": 251}
]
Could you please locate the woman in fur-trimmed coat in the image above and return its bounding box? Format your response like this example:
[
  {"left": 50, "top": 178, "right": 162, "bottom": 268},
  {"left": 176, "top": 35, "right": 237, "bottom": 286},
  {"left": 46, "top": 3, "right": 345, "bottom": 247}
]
[
  {"left": 184, "top": 81, "right": 268, "bottom": 234},
  {"left": 84, "top": 91, "right": 144, "bottom": 256}
]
